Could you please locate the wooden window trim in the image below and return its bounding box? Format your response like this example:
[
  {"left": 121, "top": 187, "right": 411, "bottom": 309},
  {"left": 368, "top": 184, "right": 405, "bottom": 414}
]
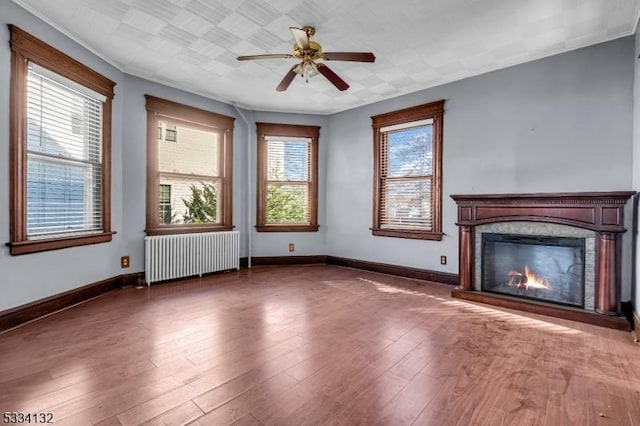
[
  {"left": 7, "top": 25, "right": 116, "bottom": 256},
  {"left": 371, "top": 100, "right": 444, "bottom": 241},
  {"left": 145, "top": 95, "right": 235, "bottom": 235},
  {"left": 256, "top": 123, "right": 320, "bottom": 232}
]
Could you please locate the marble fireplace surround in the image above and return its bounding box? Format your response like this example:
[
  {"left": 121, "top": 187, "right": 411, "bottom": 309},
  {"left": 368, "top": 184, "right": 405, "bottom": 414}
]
[{"left": 450, "top": 192, "right": 635, "bottom": 329}]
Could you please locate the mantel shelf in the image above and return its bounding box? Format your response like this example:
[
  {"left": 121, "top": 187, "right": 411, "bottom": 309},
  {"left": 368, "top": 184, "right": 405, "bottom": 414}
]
[{"left": 450, "top": 191, "right": 635, "bottom": 232}]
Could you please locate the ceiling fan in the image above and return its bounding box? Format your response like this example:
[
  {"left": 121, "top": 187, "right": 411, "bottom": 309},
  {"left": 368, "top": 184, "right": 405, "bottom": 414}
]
[{"left": 236, "top": 26, "right": 375, "bottom": 92}]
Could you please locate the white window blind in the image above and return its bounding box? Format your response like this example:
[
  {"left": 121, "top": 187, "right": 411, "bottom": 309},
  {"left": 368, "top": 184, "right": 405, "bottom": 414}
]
[
  {"left": 379, "top": 122, "right": 433, "bottom": 231},
  {"left": 26, "top": 62, "right": 104, "bottom": 238},
  {"left": 264, "top": 137, "right": 311, "bottom": 224},
  {"left": 379, "top": 118, "right": 433, "bottom": 133}
]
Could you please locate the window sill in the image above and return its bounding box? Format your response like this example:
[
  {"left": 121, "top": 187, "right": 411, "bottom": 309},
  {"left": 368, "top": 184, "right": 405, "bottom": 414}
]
[
  {"left": 256, "top": 225, "right": 319, "bottom": 233},
  {"left": 145, "top": 225, "right": 234, "bottom": 236},
  {"left": 7, "top": 231, "right": 115, "bottom": 255},
  {"left": 371, "top": 228, "right": 443, "bottom": 241}
]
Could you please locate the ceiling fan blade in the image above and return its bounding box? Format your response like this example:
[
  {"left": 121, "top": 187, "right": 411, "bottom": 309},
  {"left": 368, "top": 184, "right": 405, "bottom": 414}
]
[
  {"left": 289, "top": 27, "right": 310, "bottom": 50},
  {"left": 276, "top": 65, "right": 298, "bottom": 92},
  {"left": 237, "top": 54, "right": 294, "bottom": 61},
  {"left": 323, "top": 52, "right": 376, "bottom": 62},
  {"left": 316, "top": 63, "right": 349, "bottom": 91}
]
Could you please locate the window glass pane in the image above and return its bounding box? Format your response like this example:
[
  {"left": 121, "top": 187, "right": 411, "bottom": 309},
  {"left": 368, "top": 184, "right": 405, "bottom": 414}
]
[
  {"left": 266, "top": 183, "right": 309, "bottom": 224},
  {"left": 26, "top": 63, "right": 103, "bottom": 237},
  {"left": 27, "top": 157, "right": 101, "bottom": 235},
  {"left": 159, "top": 184, "right": 172, "bottom": 224},
  {"left": 165, "top": 127, "right": 177, "bottom": 142},
  {"left": 267, "top": 139, "right": 309, "bottom": 181},
  {"left": 159, "top": 177, "right": 220, "bottom": 224},
  {"left": 158, "top": 119, "right": 219, "bottom": 177},
  {"left": 159, "top": 184, "right": 171, "bottom": 202},
  {"left": 381, "top": 178, "right": 432, "bottom": 230},
  {"left": 386, "top": 125, "right": 432, "bottom": 178}
]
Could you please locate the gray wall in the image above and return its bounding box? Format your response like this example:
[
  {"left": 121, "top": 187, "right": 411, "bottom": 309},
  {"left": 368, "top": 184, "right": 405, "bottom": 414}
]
[
  {"left": 633, "top": 23, "right": 640, "bottom": 312},
  {"left": 0, "top": 2, "right": 125, "bottom": 311},
  {"left": 326, "top": 37, "right": 635, "bottom": 292},
  {"left": 237, "top": 109, "right": 329, "bottom": 258}
]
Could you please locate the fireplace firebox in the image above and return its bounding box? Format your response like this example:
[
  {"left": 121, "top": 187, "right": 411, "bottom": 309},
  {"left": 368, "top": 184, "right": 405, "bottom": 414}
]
[{"left": 481, "top": 233, "right": 585, "bottom": 308}]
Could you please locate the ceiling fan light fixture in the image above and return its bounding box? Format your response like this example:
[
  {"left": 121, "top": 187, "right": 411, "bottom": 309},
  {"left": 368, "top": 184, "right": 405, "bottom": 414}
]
[
  {"left": 294, "top": 61, "right": 318, "bottom": 82},
  {"left": 304, "top": 61, "right": 319, "bottom": 78}
]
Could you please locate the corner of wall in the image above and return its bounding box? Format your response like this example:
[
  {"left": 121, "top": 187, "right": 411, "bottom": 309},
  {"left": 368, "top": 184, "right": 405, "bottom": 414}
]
[{"left": 633, "top": 20, "right": 640, "bottom": 316}]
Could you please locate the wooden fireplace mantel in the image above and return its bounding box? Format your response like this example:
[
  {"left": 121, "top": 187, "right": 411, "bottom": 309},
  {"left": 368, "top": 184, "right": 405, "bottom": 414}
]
[
  {"left": 450, "top": 191, "right": 635, "bottom": 324},
  {"left": 451, "top": 191, "right": 635, "bottom": 232}
]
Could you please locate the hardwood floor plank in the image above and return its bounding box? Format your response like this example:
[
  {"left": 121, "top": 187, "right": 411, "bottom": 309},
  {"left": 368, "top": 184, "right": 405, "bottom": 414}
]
[
  {"left": 326, "top": 371, "right": 410, "bottom": 425},
  {"left": 93, "top": 416, "right": 123, "bottom": 426},
  {"left": 228, "top": 413, "right": 264, "bottom": 426},
  {"left": 189, "top": 373, "right": 297, "bottom": 425},
  {"left": 246, "top": 380, "right": 320, "bottom": 425},
  {"left": 192, "top": 369, "right": 297, "bottom": 413},
  {"left": 279, "top": 392, "right": 341, "bottom": 426},
  {"left": 0, "top": 265, "right": 638, "bottom": 426},
  {"left": 12, "top": 357, "right": 194, "bottom": 416},
  {"left": 375, "top": 370, "right": 442, "bottom": 425},
  {"left": 388, "top": 341, "right": 436, "bottom": 380},
  {"left": 141, "top": 400, "right": 204, "bottom": 426},
  {"left": 114, "top": 333, "right": 314, "bottom": 425}
]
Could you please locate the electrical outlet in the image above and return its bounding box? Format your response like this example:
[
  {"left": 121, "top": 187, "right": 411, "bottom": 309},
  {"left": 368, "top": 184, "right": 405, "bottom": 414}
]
[
  {"left": 288, "top": 243, "right": 295, "bottom": 252},
  {"left": 121, "top": 256, "right": 130, "bottom": 268},
  {"left": 440, "top": 255, "right": 447, "bottom": 265}
]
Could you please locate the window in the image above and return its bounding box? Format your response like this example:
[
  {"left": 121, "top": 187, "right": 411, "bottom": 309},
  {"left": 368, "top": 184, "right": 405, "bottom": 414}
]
[
  {"left": 165, "top": 127, "right": 177, "bottom": 142},
  {"left": 371, "top": 100, "right": 444, "bottom": 240},
  {"left": 159, "top": 184, "right": 172, "bottom": 224},
  {"left": 145, "top": 95, "right": 234, "bottom": 235},
  {"left": 8, "top": 25, "right": 115, "bottom": 255},
  {"left": 256, "top": 123, "right": 319, "bottom": 232}
]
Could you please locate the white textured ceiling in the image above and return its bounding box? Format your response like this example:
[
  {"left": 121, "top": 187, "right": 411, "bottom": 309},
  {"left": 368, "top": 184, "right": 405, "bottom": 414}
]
[{"left": 13, "top": 0, "right": 640, "bottom": 114}]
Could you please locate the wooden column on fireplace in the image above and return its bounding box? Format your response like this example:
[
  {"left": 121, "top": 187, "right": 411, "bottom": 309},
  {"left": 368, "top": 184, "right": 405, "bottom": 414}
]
[{"left": 450, "top": 192, "right": 635, "bottom": 327}]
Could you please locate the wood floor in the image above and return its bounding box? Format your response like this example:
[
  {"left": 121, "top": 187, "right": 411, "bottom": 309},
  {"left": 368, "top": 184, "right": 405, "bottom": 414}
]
[{"left": 1, "top": 264, "right": 639, "bottom": 426}]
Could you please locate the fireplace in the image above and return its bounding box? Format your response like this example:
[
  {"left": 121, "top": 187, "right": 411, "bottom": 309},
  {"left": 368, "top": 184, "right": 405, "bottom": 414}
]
[
  {"left": 481, "top": 233, "right": 585, "bottom": 308},
  {"left": 450, "top": 192, "right": 635, "bottom": 330}
]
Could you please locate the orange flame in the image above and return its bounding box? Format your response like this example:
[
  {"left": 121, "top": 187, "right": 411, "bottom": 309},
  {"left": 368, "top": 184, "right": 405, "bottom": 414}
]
[{"left": 506, "top": 265, "right": 551, "bottom": 290}]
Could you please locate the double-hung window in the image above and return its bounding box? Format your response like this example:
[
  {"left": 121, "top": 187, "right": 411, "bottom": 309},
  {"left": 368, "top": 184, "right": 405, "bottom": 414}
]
[
  {"left": 8, "top": 26, "right": 115, "bottom": 255},
  {"left": 371, "top": 100, "right": 444, "bottom": 240},
  {"left": 145, "top": 96, "right": 234, "bottom": 234},
  {"left": 256, "top": 123, "right": 319, "bottom": 232}
]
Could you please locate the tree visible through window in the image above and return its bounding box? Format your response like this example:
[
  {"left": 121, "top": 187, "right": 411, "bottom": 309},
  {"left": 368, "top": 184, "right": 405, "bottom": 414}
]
[
  {"left": 372, "top": 100, "right": 444, "bottom": 240},
  {"left": 256, "top": 123, "right": 319, "bottom": 232},
  {"left": 182, "top": 183, "right": 218, "bottom": 223},
  {"left": 145, "top": 95, "right": 234, "bottom": 235}
]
